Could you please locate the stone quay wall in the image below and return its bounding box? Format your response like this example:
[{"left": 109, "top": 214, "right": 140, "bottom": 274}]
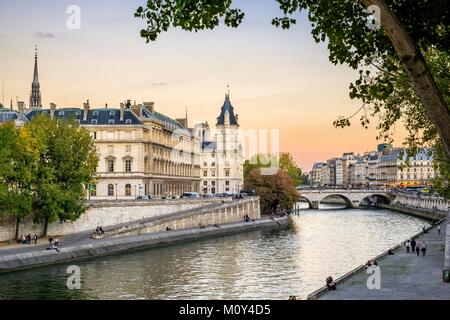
[
  {"left": 392, "top": 192, "right": 449, "bottom": 212},
  {"left": 0, "top": 198, "right": 233, "bottom": 242},
  {"left": 99, "top": 197, "right": 261, "bottom": 238}
]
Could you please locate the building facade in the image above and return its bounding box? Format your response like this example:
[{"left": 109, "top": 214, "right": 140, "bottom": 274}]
[
  {"left": 23, "top": 101, "right": 201, "bottom": 199},
  {"left": 310, "top": 145, "right": 436, "bottom": 189}
]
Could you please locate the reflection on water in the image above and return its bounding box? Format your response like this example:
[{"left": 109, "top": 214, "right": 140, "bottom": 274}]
[{"left": 0, "top": 205, "right": 430, "bottom": 300}]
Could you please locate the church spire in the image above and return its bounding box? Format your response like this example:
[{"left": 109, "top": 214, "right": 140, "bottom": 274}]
[{"left": 29, "top": 45, "right": 42, "bottom": 108}]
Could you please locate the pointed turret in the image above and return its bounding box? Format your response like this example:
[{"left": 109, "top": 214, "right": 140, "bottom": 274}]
[
  {"left": 216, "top": 91, "right": 239, "bottom": 127},
  {"left": 29, "top": 46, "right": 42, "bottom": 108}
]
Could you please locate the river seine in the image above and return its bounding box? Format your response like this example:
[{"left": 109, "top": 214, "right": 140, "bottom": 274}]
[{"left": 0, "top": 204, "right": 430, "bottom": 300}]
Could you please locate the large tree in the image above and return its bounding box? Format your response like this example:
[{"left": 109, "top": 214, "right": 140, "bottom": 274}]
[
  {"left": 245, "top": 168, "right": 300, "bottom": 215},
  {"left": 135, "top": 0, "right": 450, "bottom": 191},
  {"left": 25, "top": 116, "right": 99, "bottom": 236},
  {"left": 244, "top": 153, "right": 303, "bottom": 186},
  {"left": 0, "top": 122, "right": 39, "bottom": 240}
]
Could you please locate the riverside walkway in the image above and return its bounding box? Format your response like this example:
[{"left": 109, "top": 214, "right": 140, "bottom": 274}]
[{"left": 313, "top": 217, "right": 450, "bottom": 300}]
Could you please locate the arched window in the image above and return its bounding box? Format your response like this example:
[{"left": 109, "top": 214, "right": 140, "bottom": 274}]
[
  {"left": 125, "top": 184, "right": 132, "bottom": 196},
  {"left": 108, "top": 184, "right": 114, "bottom": 196}
]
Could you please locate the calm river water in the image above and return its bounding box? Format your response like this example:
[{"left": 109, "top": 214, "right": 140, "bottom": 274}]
[{"left": 0, "top": 204, "right": 430, "bottom": 300}]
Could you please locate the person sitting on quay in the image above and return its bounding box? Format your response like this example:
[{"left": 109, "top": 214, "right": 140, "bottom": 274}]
[
  {"left": 166, "top": 226, "right": 172, "bottom": 231},
  {"left": 99, "top": 226, "right": 105, "bottom": 235},
  {"left": 214, "top": 224, "right": 221, "bottom": 229},
  {"left": 48, "top": 236, "right": 53, "bottom": 245},
  {"left": 199, "top": 223, "right": 206, "bottom": 229},
  {"left": 388, "top": 249, "right": 395, "bottom": 255},
  {"left": 54, "top": 238, "right": 59, "bottom": 247},
  {"left": 422, "top": 226, "right": 428, "bottom": 234},
  {"left": 326, "top": 276, "right": 337, "bottom": 291}
]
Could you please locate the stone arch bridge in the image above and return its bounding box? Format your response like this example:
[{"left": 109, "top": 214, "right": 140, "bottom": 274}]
[{"left": 298, "top": 189, "right": 394, "bottom": 209}]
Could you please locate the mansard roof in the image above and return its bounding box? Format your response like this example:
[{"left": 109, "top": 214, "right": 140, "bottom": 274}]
[
  {"left": 25, "top": 108, "right": 142, "bottom": 125},
  {"left": 141, "top": 107, "right": 185, "bottom": 131},
  {"left": 0, "top": 109, "right": 28, "bottom": 123}
]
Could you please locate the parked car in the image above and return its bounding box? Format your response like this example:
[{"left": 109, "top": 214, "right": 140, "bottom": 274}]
[
  {"left": 136, "top": 195, "right": 152, "bottom": 200},
  {"left": 181, "top": 192, "right": 200, "bottom": 198}
]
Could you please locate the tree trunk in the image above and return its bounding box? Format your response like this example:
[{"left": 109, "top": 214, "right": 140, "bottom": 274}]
[
  {"left": 15, "top": 217, "right": 20, "bottom": 241},
  {"left": 43, "top": 217, "right": 49, "bottom": 237},
  {"left": 360, "top": 0, "right": 450, "bottom": 158}
]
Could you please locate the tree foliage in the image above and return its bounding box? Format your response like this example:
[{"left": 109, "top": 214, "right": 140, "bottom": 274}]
[
  {"left": 19, "top": 116, "right": 99, "bottom": 236},
  {"left": 244, "top": 153, "right": 303, "bottom": 186},
  {"left": 135, "top": 0, "right": 450, "bottom": 196},
  {"left": 0, "top": 123, "right": 39, "bottom": 239},
  {"left": 244, "top": 168, "right": 300, "bottom": 215}
]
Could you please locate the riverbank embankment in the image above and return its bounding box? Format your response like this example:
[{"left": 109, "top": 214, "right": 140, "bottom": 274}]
[
  {"left": 0, "top": 216, "right": 290, "bottom": 273},
  {"left": 308, "top": 214, "right": 449, "bottom": 300}
]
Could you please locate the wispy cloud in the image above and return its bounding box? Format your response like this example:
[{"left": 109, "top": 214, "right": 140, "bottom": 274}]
[
  {"left": 152, "top": 82, "right": 169, "bottom": 87},
  {"left": 34, "top": 32, "right": 55, "bottom": 39}
]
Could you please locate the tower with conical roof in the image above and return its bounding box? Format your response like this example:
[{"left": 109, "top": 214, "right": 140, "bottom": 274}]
[
  {"left": 209, "top": 88, "right": 243, "bottom": 194},
  {"left": 29, "top": 46, "right": 42, "bottom": 108}
]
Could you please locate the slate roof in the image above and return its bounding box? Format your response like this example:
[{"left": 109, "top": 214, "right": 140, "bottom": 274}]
[
  {"left": 25, "top": 108, "right": 142, "bottom": 126},
  {"left": 216, "top": 95, "right": 238, "bottom": 126},
  {"left": 202, "top": 141, "right": 217, "bottom": 150},
  {"left": 0, "top": 109, "right": 29, "bottom": 123},
  {"left": 141, "top": 107, "right": 185, "bottom": 131}
]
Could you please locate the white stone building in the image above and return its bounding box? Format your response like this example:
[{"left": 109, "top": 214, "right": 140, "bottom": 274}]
[{"left": 198, "top": 94, "right": 244, "bottom": 195}]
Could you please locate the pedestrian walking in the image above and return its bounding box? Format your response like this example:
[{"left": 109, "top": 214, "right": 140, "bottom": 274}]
[
  {"left": 411, "top": 239, "right": 416, "bottom": 253},
  {"left": 33, "top": 234, "right": 38, "bottom": 245},
  {"left": 438, "top": 225, "right": 441, "bottom": 235},
  {"left": 421, "top": 242, "right": 427, "bottom": 256},
  {"left": 415, "top": 242, "right": 421, "bottom": 256},
  {"left": 405, "top": 240, "right": 411, "bottom": 253}
]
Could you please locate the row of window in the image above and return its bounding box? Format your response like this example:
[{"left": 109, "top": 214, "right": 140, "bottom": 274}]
[
  {"left": 203, "top": 169, "right": 230, "bottom": 177},
  {"left": 203, "top": 181, "right": 230, "bottom": 186},
  {"left": 107, "top": 159, "right": 132, "bottom": 173}
]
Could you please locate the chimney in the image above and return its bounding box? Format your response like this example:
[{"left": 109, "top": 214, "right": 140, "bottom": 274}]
[
  {"left": 83, "top": 100, "right": 90, "bottom": 121},
  {"left": 17, "top": 101, "right": 25, "bottom": 113},
  {"left": 120, "top": 103, "right": 125, "bottom": 122},
  {"left": 143, "top": 102, "right": 154, "bottom": 112},
  {"left": 50, "top": 103, "right": 57, "bottom": 119}
]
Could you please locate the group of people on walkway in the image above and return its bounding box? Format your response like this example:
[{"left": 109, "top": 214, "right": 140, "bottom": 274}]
[
  {"left": 17, "top": 234, "right": 38, "bottom": 245},
  {"left": 404, "top": 238, "right": 427, "bottom": 256},
  {"left": 95, "top": 226, "right": 105, "bottom": 235},
  {"left": 46, "top": 236, "right": 60, "bottom": 252}
]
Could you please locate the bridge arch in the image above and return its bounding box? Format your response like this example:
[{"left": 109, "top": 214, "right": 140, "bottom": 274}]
[
  {"left": 319, "top": 194, "right": 353, "bottom": 209},
  {"left": 360, "top": 194, "right": 392, "bottom": 206},
  {"left": 296, "top": 196, "right": 313, "bottom": 210}
]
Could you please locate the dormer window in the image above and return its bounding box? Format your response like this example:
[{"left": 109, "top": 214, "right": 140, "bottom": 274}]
[
  {"left": 91, "top": 119, "right": 98, "bottom": 124},
  {"left": 126, "top": 119, "right": 132, "bottom": 124},
  {"left": 59, "top": 111, "right": 65, "bottom": 116},
  {"left": 108, "top": 119, "right": 115, "bottom": 125},
  {"left": 93, "top": 111, "right": 99, "bottom": 116},
  {"left": 109, "top": 111, "right": 116, "bottom": 116},
  {"left": 76, "top": 111, "right": 81, "bottom": 116}
]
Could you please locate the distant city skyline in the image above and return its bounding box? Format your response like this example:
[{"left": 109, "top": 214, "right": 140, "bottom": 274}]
[{"left": 0, "top": 0, "right": 407, "bottom": 171}]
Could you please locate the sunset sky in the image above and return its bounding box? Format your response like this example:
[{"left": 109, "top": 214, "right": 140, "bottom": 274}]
[{"left": 0, "top": 0, "right": 407, "bottom": 171}]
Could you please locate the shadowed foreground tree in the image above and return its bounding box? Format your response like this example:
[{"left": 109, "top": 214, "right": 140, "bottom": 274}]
[
  {"left": 135, "top": 0, "right": 450, "bottom": 195},
  {"left": 25, "top": 116, "right": 99, "bottom": 236},
  {"left": 244, "top": 168, "right": 300, "bottom": 215}
]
